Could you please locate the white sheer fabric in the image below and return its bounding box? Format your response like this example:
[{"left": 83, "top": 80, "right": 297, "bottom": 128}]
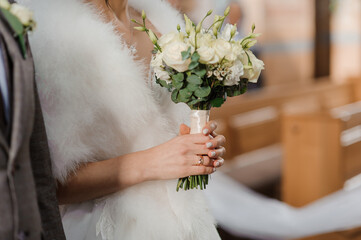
[{"left": 205, "top": 172, "right": 361, "bottom": 239}]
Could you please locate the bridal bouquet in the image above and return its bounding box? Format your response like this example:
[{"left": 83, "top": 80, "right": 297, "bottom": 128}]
[{"left": 133, "top": 7, "right": 264, "bottom": 191}]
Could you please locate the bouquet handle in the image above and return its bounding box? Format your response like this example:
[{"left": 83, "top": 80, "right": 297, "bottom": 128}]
[{"left": 177, "top": 110, "right": 210, "bottom": 191}]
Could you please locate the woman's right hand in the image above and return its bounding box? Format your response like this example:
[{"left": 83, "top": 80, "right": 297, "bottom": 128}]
[{"left": 144, "top": 133, "right": 219, "bottom": 181}]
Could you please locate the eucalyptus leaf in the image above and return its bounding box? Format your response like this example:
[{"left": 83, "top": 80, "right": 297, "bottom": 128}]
[
  {"left": 194, "top": 86, "right": 211, "bottom": 98},
  {"left": 186, "top": 83, "right": 199, "bottom": 92},
  {"left": 188, "top": 98, "right": 204, "bottom": 106},
  {"left": 172, "top": 73, "right": 184, "bottom": 82},
  {"left": 181, "top": 47, "right": 191, "bottom": 60},
  {"left": 178, "top": 89, "right": 192, "bottom": 102},
  {"left": 193, "top": 69, "right": 207, "bottom": 78},
  {"left": 172, "top": 79, "right": 183, "bottom": 89},
  {"left": 187, "top": 75, "right": 202, "bottom": 84},
  {"left": 191, "top": 52, "right": 200, "bottom": 62},
  {"left": 188, "top": 61, "right": 199, "bottom": 70},
  {"left": 171, "top": 89, "right": 179, "bottom": 103}
]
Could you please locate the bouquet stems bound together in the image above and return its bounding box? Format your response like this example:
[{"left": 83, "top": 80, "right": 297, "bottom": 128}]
[{"left": 133, "top": 7, "right": 264, "bottom": 191}]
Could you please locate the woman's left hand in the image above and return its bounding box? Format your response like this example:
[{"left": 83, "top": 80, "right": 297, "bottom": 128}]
[{"left": 179, "top": 121, "right": 226, "bottom": 169}]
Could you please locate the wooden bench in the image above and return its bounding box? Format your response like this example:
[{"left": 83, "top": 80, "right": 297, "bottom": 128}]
[
  {"left": 210, "top": 79, "right": 356, "bottom": 190},
  {"left": 282, "top": 101, "right": 361, "bottom": 240}
]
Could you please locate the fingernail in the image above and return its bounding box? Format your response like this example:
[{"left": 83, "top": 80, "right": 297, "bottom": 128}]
[
  {"left": 203, "top": 129, "right": 209, "bottom": 135},
  {"left": 210, "top": 151, "right": 216, "bottom": 157},
  {"left": 211, "top": 123, "right": 216, "bottom": 129},
  {"left": 215, "top": 161, "right": 220, "bottom": 167},
  {"left": 218, "top": 158, "right": 224, "bottom": 165},
  {"left": 206, "top": 142, "right": 213, "bottom": 148},
  {"left": 213, "top": 168, "right": 216, "bottom": 172}
]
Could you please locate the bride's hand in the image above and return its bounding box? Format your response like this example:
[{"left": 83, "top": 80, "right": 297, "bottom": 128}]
[
  {"left": 180, "top": 121, "right": 226, "bottom": 167},
  {"left": 144, "top": 122, "right": 226, "bottom": 181}
]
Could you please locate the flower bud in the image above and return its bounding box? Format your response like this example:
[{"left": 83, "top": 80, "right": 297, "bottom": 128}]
[
  {"left": 224, "top": 6, "right": 230, "bottom": 16},
  {"left": 184, "top": 14, "right": 193, "bottom": 35},
  {"left": 134, "top": 26, "right": 146, "bottom": 31},
  {"left": 142, "top": 10, "right": 146, "bottom": 20},
  {"left": 230, "top": 24, "right": 237, "bottom": 38},
  {"left": 177, "top": 24, "right": 181, "bottom": 32},
  {"left": 252, "top": 23, "right": 256, "bottom": 33},
  {"left": 148, "top": 29, "right": 158, "bottom": 44},
  {"left": 196, "top": 22, "right": 202, "bottom": 33},
  {"left": 0, "top": 0, "right": 10, "bottom": 10},
  {"left": 206, "top": 9, "right": 213, "bottom": 16}
]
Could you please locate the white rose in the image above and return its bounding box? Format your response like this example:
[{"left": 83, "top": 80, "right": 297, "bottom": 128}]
[
  {"left": 197, "top": 46, "right": 219, "bottom": 64},
  {"left": 10, "top": 3, "right": 33, "bottom": 26},
  {"left": 197, "top": 33, "right": 214, "bottom": 48},
  {"left": 158, "top": 32, "right": 184, "bottom": 49},
  {"left": 163, "top": 42, "right": 191, "bottom": 72},
  {"left": 240, "top": 50, "right": 264, "bottom": 83},
  {"left": 213, "top": 39, "right": 232, "bottom": 60},
  {"left": 224, "top": 60, "right": 244, "bottom": 86},
  {"left": 151, "top": 52, "right": 171, "bottom": 83},
  {"left": 0, "top": 0, "right": 10, "bottom": 10},
  {"left": 220, "top": 24, "right": 238, "bottom": 41}
]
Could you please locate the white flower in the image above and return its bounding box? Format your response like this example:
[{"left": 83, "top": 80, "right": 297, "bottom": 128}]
[
  {"left": 10, "top": 3, "right": 33, "bottom": 26},
  {"left": 240, "top": 50, "right": 264, "bottom": 83},
  {"left": 151, "top": 53, "right": 171, "bottom": 83},
  {"left": 197, "top": 33, "right": 214, "bottom": 47},
  {"left": 224, "top": 60, "right": 244, "bottom": 86},
  {"left": 197, "top": 46, "right": 219, "bottom": 64},
  {"left": 0, "top": 0, "right": 10, "bottom": 10},
  {"left": 213, "top": 39, "right": 232, "bottom": 60},
  {"left": 162, "top": 42, "right": 191, "bottom": 72},
  {"left": 221, "top": 24, "right": 238, "bottom": 41},
  {"left": 158, "top": 32, "right": 184, "bottom": 49}
]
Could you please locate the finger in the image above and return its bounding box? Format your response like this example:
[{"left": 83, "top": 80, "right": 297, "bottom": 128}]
[
  {"left": 184, "top": 133, "right": 211, "bottom": 144},
  {"left": 189, "top": 165, "right": 216, "bottom": 176},
  {"left": 202, "top": 121, "right": 217, "bottom": 136},
  {"left": 190, "top": 155, "right": 212, "bottom": 166},
  {"left": 213, "top": 158, "right": 225, "bottom": 168},
  {"left": 205, "top": 135, "right": 226, "bottom": 149},
  {"left": 179, "top": 124, "right": 190, "bottom": 136},
  {"left": 208, "top": 147, "right": 226, "bottom": 158}
]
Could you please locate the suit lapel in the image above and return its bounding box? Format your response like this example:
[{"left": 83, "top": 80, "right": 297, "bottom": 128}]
[{"left": 0, "top": 19, "right": 29, "bottom": 172}]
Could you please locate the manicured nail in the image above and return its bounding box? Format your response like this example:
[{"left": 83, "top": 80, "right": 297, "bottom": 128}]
[
  {"left": 211, "top": 123, "right": 216, "bottom": 129},
  {"left": 215, "top": 161, "right": 220, "bottom": 167},
  {"left": 203, "top": 129, "right": 209, "bottom": 135},
  {"left": 218, "top": 158, "right": 224, "bottom": 165},
  {"left": 213, "top": 168, "right": 216, "bottom": 172},
  {"left": 206, "top": 142, "right": 213, "bottom": 148},
  {"left": 210, "top": 151, "right": 216, "bottom": 157}
]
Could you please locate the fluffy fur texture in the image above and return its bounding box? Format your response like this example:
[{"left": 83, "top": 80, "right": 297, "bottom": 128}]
[{"left": 20, "top": 0, "right": 220, "bottom": 239}]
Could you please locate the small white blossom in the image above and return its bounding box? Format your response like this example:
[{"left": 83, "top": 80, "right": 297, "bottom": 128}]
[
  {"left": 10, "top": 3, "right": 33, "bottom": 26},
  {"left": 0, "top": 0, "right": 10, "bottom": 10}
]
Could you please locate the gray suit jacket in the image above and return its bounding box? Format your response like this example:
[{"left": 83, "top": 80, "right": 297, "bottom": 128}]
[{"left": 0, "top": 9, "right": 65, "bottom": 240}]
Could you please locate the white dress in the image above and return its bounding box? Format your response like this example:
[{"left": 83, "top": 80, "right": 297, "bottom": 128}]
[{"left": 20, "top": 0, "right": 221, "bottom": 239}]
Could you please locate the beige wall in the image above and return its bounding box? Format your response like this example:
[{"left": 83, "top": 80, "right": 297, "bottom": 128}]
[{"left": 330, "top": 0, "right": 361, "bottom": 83}]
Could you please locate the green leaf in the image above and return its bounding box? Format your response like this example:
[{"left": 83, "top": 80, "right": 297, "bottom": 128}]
[
  {"left": 210, "top": 97, "right": 225, "bottom": 108},
  {"left": 188, "top": 98, "right": 204, "bottom": 106},
  {"left": 158, "top": 79, "right": 171, "bottom": 89},
  {"left": 187, "top": 74, "right": 202, "bottom": 84},
  {"left": 191, "top": 52, "right": 200, "bottom": 62},
  {"left": 172, "top": 72, "right": 184, "bottom": 82},
  {"left": 188, "top": 61, "right": 199, "bottom": 70},
  {"left": 171, "top": 89, "right": 179, "bottom": 103},
  {"left": 178, "top": 89, "right": 192, "bottom": 102},
  {"left": 186, "top": 83, "right": 199, "bottom": 92},
  {"left": 193, "top": 69, "right": 207, "bottom": 78},
  {"left": 1, "top": 8, "right": 24, "bottom": 35},
  {"left": 194, "top": 86, "right": 211, "bottom": 98},
  {"left": 181, "top": 47, "right": 191, "bottom": 60}
]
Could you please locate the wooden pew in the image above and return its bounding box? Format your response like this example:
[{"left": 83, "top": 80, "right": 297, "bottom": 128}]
[
  {"left": 282, "top": 101, "right": 361, "bottom": 240},
  {"left": 210, "top": 80, "right": 355, "bottom": 190}
]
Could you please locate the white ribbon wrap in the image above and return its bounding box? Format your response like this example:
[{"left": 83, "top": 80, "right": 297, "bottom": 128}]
[{"left": 190, "top": 110, "right": 210, "bottom": 134}]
